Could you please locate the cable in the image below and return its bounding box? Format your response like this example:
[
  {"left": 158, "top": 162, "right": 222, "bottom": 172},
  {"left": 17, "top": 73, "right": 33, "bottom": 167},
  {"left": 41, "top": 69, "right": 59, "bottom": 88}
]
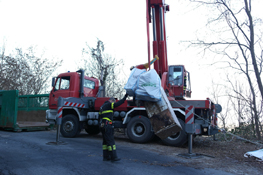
[{"left": 172, "top": 98, "right": 263, "bottom": 147}]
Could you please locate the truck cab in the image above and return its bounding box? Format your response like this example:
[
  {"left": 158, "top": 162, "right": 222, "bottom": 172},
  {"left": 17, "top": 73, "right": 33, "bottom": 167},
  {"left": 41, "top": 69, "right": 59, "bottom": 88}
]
[
  {"left": 49, "top": 71, "right": 100, "bottom": 109},
  {"left": 167, "top": 65, "right": 191, "bottom": 99}
]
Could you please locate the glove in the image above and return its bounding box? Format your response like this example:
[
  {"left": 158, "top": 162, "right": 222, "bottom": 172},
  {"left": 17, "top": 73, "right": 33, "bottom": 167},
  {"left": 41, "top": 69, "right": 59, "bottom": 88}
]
[
  {"left": 130, "top": 66, "right": 135, "bottom": 71},
  {"left": 124, "top": 93, "right": 128, "bottom": 98}
]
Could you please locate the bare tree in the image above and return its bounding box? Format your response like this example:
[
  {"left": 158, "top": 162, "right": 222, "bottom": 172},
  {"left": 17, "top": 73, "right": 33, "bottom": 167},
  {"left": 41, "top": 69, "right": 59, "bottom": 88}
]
[
  {"left": 226, "top": 77, "right": 249, "bottom": 126},
  {"left": 208, "top": 80, "right": 231, "bottom": 129},
  {"left": 80, "top": 39, "right": 126, "bottom": 99},
  {"left": 0, "top": 46, "right": 63, "bottom": 95},
  {"left": 189, "top": 0, "right": 262, "bottom": 140}
]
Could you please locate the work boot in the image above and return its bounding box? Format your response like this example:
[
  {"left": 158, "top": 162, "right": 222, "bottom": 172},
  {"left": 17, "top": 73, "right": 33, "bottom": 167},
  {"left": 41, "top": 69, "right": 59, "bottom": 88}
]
[
  {"left": 103, "top": 150, "right": 111, "bottom": 161},
  {"left": 111, "top": 150, "right": 121, "bottom": 162},
  {"left": 111, "top": 157, "right": 121, "bottom": 162}
]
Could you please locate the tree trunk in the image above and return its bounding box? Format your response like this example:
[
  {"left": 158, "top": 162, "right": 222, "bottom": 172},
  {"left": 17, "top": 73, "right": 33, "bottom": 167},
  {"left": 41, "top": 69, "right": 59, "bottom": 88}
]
[{"left": 244, "top": 0, "right": 263, "bottom": 102}]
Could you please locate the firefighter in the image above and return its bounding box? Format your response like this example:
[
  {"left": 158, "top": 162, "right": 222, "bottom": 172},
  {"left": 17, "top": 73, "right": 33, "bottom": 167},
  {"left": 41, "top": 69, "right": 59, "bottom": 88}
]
[{"left": 99, "top": 93, "right": 128, "bottom": 162}]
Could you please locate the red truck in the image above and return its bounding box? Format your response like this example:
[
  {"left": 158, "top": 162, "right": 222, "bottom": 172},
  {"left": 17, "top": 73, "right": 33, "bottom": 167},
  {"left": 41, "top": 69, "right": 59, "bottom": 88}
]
[{"left": 46, "top": 0, "right": 221, "bottom": 147}]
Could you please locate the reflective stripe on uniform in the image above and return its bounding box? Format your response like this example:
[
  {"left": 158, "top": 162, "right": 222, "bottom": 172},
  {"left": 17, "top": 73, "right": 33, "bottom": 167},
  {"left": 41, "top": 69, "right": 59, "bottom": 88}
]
[
  {"left": 102, "top": 145, "right": 107, "bottom": 150},
  {"left": 102, "top": 117, "right": 112, "bottom": 122},
  {"left": 111, "top": 102, "right": 114, "bottom": 109},
  {"left": 113, "top": 145, "right": 116, "bottom": 150},
  {"left": 101, "top": 110, "right": 113, "bottom": 114},
  {"left": 108, "top": 146, "right": 112, "bottom": 151}
]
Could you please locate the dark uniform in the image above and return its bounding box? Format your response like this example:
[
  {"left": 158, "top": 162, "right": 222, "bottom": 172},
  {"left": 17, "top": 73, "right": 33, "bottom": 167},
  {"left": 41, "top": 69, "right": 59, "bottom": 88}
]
[{"left": 99, "top": 94, "right": 128, "bottom": 161}]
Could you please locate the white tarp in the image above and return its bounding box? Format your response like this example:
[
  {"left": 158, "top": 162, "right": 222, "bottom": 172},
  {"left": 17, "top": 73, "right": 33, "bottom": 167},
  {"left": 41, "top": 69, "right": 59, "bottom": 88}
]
[
  {"left": 124, "top": 68, "right": 181, "bottom": 139},
  {"left": 135, "top": 69, "right": 161, "bottom": 102},
  {"left": 244, "top": 149, "right": 263, "bottom": 161},
  {"left": 124, "top": 68, "right": 146, "bottom": 96}
]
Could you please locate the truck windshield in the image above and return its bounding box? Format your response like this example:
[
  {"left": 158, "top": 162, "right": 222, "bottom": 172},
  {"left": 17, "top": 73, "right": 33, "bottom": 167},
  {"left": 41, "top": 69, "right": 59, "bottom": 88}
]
[
  {"left": 169, "top": 66, "right": 183, "bottom": 86},
  {"left": 55, "top": 76, "right": 70, "bottom": 90}
]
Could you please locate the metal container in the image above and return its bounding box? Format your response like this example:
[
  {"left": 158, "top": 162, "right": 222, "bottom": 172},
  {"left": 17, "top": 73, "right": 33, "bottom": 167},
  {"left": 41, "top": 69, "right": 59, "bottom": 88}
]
[
  {"left": 144, "top": 87, "right": 182, "bottom": 139},
  {"left": 0, "top": 90, "right": 50, "bottom": 131}
]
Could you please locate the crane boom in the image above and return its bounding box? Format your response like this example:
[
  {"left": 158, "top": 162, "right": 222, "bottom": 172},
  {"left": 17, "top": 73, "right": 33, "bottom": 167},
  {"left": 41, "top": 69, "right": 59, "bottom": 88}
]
[{"left": 147, "top": 0, "right": 169, "bottom": 77}]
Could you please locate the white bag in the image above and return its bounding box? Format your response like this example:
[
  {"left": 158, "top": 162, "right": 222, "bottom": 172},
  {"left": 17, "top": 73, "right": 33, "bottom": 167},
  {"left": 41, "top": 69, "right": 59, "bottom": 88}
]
[
  {"left": 135, "top": 69, "right": 161, "bottom": 102},
  {"left": 124, "top": 68, "right": 146, "bottom": 96}
]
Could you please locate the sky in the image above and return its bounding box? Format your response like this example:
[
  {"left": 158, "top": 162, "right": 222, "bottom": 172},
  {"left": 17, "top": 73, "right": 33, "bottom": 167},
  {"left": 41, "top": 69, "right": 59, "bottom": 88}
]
[{"left": 0, "top": 0, "right": 262, "bottom": 102}]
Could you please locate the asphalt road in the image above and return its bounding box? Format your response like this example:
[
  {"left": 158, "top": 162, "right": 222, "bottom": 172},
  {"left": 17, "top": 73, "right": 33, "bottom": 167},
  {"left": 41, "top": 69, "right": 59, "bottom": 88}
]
[{"left": 0, "top": 130, "right": 234, "bottom": 175}]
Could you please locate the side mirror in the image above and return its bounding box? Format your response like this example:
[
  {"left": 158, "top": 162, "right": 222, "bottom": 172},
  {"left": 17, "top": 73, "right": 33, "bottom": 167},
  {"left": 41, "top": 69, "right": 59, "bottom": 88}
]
[
  {"left": 215, "top": 104, "right": 222, "bottom": 113},
  {"left": 52, "top": 77, "right": 55, "bottom": 87}
]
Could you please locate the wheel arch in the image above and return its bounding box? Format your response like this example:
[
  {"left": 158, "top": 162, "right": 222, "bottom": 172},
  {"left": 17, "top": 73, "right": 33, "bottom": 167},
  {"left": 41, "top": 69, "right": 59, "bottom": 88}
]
[
  {"left": 62, "top": 107, "right": 81, "bottom": 120},
  {"left": 123, "top": 108, "right": 148, "bottom": 124}
]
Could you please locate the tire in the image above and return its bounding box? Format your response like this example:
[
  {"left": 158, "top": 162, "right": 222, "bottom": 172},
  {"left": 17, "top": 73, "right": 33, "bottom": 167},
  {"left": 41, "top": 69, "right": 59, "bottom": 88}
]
[
  {"left": 85, "top": 126, "right": 100, "bottom": 135},
  {"left": 162, "top": 118, "right": 187, "bottom": 147},
  {"left": 127, "top": 115, "right": 155, "bottom": 143},
  {"left": 60, "top": 114, "right": 80, "bottom": 138}
]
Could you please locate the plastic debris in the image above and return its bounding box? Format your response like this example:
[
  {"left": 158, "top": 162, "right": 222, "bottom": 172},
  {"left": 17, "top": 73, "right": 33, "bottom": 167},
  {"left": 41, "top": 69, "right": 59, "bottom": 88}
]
[{"left": 244, "top": 149, "right": 263, "bottom": 161}]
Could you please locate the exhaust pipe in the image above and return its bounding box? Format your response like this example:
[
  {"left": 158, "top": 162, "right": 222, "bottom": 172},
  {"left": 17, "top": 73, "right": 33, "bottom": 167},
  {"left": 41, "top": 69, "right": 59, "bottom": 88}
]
[{"left": 77, "top": 69, "right": 84, "bottom": 98}]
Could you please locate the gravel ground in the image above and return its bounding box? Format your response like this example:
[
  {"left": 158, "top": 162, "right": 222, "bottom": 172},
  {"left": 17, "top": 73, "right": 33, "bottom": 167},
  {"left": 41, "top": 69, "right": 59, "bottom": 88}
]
[{"left": 112, "top": 130, "right": 263, "bottom": 175}]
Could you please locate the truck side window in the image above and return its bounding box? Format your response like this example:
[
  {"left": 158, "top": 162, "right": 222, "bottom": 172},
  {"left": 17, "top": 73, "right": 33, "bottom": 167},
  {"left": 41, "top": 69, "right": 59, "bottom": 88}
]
[
  {"left": 84, "top": 79, "right": 95, "bottom": 89},
  {"left": 60, "top": 77, "right": 70, "bottom": 90}
]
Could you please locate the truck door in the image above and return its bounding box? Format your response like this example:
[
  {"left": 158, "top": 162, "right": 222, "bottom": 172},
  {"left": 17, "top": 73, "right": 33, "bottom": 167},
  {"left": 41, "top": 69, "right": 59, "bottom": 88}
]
[{"left": 49, "top": 76, "right": 70, "bottom": 109}]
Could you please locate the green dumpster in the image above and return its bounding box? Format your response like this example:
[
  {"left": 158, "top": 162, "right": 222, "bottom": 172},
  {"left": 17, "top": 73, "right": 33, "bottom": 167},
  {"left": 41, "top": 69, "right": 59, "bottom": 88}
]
[{"left": 0, "top": 90, "right": 50, "bottom": 131}]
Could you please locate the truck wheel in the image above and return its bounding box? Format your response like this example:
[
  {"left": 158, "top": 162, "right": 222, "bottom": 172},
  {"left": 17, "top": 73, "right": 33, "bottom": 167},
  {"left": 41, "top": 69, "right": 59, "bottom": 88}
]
[
  {"left": 162, "top": 118, "right": 187, "bottom": 147},
  {"left": 60, "top": 114, "right": 80, "bottom": 138},
  {"left": 85, "top": 126, "right": 100, "bottom": 135},
  {"left": 127, "top": 115, "right": 154, "bottom": 143}
]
